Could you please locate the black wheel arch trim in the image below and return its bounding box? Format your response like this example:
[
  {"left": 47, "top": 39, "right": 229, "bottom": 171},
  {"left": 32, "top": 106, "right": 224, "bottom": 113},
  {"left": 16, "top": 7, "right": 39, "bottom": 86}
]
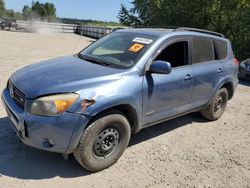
[{"left": 207, "top": 76, "right": 236, "bottom": 106}]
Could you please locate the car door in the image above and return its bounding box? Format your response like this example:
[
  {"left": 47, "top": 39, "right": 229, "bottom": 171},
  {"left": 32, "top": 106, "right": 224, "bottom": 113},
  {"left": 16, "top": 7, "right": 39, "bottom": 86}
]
[
  {"left": 142, "top": 37, "right": 193, "bottom": 125},
  {"left": 189, "top": 36, "right": 224, "bottom": 108}
]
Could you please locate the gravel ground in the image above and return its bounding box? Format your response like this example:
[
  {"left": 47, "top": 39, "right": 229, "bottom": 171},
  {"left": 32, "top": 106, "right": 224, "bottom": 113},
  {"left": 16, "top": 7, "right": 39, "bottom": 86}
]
[{"left": 0, "top": 31, "right": 249, "bottom": 188}]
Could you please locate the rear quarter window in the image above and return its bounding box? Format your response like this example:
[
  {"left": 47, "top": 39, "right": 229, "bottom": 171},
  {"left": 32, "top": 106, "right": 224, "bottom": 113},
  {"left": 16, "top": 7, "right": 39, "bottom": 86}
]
[
  {"left": 192, "top": 37, "right": 215, "bottom": 64},
  {"left": 213, "top": 39, "right": 228, "bottom": 60}
]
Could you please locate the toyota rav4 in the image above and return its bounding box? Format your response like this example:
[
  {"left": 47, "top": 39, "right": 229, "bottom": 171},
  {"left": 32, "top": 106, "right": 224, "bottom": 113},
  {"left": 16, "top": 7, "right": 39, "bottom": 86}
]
[{"left": 1, "top": 27, "right": 239, "bottom": 172}]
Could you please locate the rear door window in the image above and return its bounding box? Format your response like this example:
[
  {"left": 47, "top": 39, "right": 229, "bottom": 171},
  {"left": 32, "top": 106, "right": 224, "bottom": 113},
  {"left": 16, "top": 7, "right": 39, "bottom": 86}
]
[{"left": 192, "top": 37, "right": 215, "bottom": 64}]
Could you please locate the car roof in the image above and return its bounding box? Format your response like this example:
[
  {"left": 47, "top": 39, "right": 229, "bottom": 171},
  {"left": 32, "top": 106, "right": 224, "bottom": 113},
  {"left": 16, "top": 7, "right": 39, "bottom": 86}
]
[
  {"left": 118, "top": 28, "right": 175, "bottom": 37},
  {"left": 118, "top": 27, "right": 225, "bottom": 39}
]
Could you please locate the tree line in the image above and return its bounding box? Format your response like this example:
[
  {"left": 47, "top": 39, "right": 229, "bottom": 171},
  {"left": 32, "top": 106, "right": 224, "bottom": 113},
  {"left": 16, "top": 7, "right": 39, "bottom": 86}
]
[
  {"left": 0, "top": 0, "right": 56, "bottom": 22},
  {"left": 0, "top": 0, "right": 122, "bottom": 27},
  {"left": 118, "top": 0, "right": 250, "bottom": 60}
]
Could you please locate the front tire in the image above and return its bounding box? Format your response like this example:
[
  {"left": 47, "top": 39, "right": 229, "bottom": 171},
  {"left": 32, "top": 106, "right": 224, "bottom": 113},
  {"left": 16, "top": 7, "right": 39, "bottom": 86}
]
[
  {"left": 201, "top": 88, "right": 228, "bottom": 121},
  {"left": 74, "top": 111, "right": 131, "bottom": 172}
]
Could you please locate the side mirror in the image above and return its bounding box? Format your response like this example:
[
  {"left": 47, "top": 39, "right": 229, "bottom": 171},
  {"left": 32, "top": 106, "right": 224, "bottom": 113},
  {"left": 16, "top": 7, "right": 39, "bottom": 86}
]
[{"left": 148, "top": 60, "right": 172, "bottom": 74}]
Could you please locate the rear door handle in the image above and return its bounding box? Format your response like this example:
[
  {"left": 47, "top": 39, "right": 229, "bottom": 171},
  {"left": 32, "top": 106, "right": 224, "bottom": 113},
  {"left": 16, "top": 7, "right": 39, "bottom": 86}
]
[
  {"left": 185, "top": 74, "right": 193, "bottom": 81},
  {"left": 218, "top": 68, "right": 224, "bottom": 73}
]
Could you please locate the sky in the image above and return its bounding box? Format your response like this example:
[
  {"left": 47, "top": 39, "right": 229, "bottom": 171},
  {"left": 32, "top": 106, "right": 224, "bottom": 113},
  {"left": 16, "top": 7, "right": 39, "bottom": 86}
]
[{"left": 5, "top": 0, "right": 132, "bottom": 22}]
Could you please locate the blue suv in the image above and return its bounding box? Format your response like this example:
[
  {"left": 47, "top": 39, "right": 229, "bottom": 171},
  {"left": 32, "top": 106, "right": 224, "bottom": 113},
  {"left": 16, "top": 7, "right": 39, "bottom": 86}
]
[{"left": 1, "top": 27, "right": 239, "bottom": 171}]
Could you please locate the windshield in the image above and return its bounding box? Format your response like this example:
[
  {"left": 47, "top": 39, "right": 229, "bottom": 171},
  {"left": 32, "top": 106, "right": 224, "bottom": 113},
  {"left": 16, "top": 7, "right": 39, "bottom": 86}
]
[{"left": 79, "top": 32, "right": 157, "bottom": 69}]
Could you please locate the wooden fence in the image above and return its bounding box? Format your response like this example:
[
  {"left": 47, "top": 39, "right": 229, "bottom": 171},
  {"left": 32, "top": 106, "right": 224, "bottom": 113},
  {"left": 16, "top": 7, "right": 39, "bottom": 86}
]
[
  {"left": 16, "top": 20, "right": 77, "bottom": 33},
  {"left": 15, "top": 20, "right": 125, "bottom": 39}
]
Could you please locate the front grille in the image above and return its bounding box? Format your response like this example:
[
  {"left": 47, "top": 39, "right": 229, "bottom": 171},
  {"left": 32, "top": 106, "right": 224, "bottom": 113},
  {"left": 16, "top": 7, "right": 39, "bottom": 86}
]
[{"left": 8, "top": 81, "right": 25, "bottom": 109}]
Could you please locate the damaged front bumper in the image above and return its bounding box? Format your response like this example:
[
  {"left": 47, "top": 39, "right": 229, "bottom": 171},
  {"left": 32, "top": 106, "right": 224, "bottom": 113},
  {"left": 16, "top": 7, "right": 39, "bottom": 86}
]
[{"left": 1, "top": 88, "right": 90, "bottom": 154}]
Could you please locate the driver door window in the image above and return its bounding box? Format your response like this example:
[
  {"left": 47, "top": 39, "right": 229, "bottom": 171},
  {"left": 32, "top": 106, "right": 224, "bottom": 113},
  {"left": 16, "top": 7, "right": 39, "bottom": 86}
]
[{"left": 155, "top": 41, "right": 189, "bottom": 68}]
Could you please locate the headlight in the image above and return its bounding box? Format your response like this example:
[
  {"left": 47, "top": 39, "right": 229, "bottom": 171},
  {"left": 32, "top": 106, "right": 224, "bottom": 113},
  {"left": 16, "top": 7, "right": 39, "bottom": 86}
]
[{"left": 30, "top": 93, "right": 79, "bottom": 116}]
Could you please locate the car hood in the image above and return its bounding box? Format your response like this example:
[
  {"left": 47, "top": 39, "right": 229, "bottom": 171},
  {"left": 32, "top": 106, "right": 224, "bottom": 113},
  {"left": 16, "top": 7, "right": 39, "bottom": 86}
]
[
  {"left": 244, "top": 61, "right": 250, "bottom": 66},
  {"left": 242, "top": 59, "right": 250, "bottom": 65},
  {"left": 10, "top": 55, "right": 126, "bottom": 98}
]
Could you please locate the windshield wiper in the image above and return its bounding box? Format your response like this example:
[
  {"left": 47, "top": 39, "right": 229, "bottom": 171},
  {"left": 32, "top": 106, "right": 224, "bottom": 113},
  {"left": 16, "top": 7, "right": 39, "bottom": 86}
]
[{"left": 78, "top": 54, "right": 110, "bottom": 67}]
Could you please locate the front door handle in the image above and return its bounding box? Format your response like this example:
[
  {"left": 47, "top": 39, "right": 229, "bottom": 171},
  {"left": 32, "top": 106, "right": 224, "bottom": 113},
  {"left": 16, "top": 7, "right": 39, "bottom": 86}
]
[
  {"left": 185, "top": 74, "right": 193, "bottom": 81},
  {"left": 218, "top": 68, "right": 224, "bottom": 73}
]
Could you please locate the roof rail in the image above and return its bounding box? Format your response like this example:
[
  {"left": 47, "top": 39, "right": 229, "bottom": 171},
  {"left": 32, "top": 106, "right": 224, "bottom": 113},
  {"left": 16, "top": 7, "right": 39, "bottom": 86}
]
[{"left": 175, "top": 27, "right": 225, "bottom": 38}]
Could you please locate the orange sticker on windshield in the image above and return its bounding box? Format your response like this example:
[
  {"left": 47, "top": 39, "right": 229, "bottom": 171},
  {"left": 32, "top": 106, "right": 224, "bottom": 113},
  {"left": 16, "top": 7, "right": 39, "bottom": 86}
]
[{"left": 128, "top": 43, "right": 144, "bottom": 53}]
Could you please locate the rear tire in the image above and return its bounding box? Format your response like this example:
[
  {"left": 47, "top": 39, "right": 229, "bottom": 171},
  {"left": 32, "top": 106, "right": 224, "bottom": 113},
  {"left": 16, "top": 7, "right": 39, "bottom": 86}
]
[
  {"left": 201, "top": 88, "right": 228, "bottom": 121},
  {"left": 74, "top": 111, "right": 131, "bottom": 172}
]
